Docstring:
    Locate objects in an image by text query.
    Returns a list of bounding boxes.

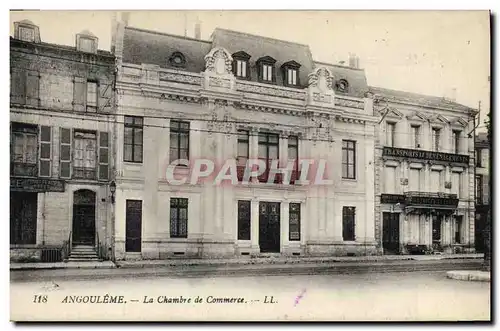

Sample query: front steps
[67,245,101,262]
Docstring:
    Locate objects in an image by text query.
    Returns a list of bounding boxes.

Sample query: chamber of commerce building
[112,19,380,260]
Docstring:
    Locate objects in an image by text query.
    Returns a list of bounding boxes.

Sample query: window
[169,52,186,68]
[409,168,421,192]
[342,206,356,241]
[430,170,441,193]
[432,215,441,243]
[262,64,273,82]
[258,132,279,182]
[19,26,35,42]
[476,175,483,205]
[86,81,98,112]
[288,135,299,172]
[337,79,349,93]
[237,130,249,166]
[124,116,143,163]
[73,131,97,180]
[286,68,297,85]
[411,125,421,148]
[11,123,38,177]
[432,128,441,151]
[452,131,461,154]
[386,122,396,147]
[236,60,247,78]
[451,172,461,198]
[384,166,397,193]
[79,38,94,53]
[289,203,301,241]
[454,216,463,244]
[476,149,482,167]
[237,200,251,240]
[170,120,190,162]
[39,126,52,177]
[342,140,356,179]
[170,198,188,238]
[11,70,40,106]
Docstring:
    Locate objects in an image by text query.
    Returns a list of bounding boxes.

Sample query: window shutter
[98,131,109,180]
[73,77,86,112]
[10,69,26,105]
[39,126,52,177]
[98,81,112,112]
[26,70,40,107]
[60,128,72,179]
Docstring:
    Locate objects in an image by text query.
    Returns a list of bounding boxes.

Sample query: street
[10,271,490,321]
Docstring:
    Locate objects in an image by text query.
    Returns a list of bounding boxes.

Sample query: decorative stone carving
[308,67,335,92]
[209,77,231,89]
[236,81,306,100]
[335,97,364,109]
[204,47,233,75]
[206,99,234,136]
[159,72,202,85]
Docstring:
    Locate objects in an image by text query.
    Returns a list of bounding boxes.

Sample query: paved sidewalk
[447,270,491,282]
[10,253,483,271]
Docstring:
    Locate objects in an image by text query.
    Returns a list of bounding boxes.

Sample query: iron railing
[405,191,458,199]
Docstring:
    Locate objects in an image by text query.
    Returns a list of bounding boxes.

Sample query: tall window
[237,130,249,167]
[430,170,442,193]
[11,123,38,177]
[170,120,190,162]
[452,130,461,154]
[124,116,143,163]
[287,68,297,85]
[19,26,35,42]
[73,131,97,180]
[237,200,251,240]
[11,69,40,106]
[476,149,482,167]
[86,81,98,112]
[476,175,483,205]
[454,216,463,244]
[409,168,421,192]
[432,128,441,151]
[236,60,247,78]
[384,166,397,193]
[170,198,188,238]
[258,132,279,182]
[411,125,421,148]
[289,203,301,241]
[262,64,273,82]
[342,206,356,241]
[342,140,356,179]
[386,122,396,147]
[288,136,299,172]
[451,172,461,198]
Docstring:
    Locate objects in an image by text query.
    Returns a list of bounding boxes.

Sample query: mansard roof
[313,61,369,98]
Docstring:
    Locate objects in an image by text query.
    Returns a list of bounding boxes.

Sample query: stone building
[10,20,116,262]
[111,19,379,260]
[371,87,478,254]
[474,132,490,253]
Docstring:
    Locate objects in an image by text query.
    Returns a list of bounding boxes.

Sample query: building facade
[10,20,116,262]
[371,87,478,254]
[474,132,490,253]
[111,20,379,260]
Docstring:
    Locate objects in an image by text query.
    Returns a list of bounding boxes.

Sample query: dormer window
[337,79,349,93]
[76,30,98,54]
[232,51,251,79]
[14,20,40,43]
[257,56,277,84]
[281,60,301,87]
[169,52,186,68]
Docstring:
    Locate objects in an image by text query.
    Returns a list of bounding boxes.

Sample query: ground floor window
[10,192,37,245]
[454,216,463,244]
[170,198,188,238]
[237,200,251,240]
[342,206,356,241]
[432,215,442,244]
[289,203,301,241]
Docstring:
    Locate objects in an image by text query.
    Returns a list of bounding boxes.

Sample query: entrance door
[125,200,142,252]
[10,192,38,245]
[382,212,400,254]
[72,190,96,245]
[432,214,442,250]
[259,202,281,253]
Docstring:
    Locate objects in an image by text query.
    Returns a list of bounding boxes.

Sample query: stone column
[251,199,260,251]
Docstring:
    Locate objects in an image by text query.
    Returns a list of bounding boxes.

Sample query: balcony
[380,191,459,209]
[11,162,37,177]
[236,166,301,185]
[382,147,469,165]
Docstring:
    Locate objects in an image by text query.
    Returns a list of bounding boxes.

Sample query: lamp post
[110,180,116,204]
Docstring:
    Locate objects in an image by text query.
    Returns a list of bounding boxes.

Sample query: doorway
[125,199,142,252]
[259,202,281,253]
[72,190,96,245]
[432,214,443,250]
[10,191,38,245]
[382,212,400,254]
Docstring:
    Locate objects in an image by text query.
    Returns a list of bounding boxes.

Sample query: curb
[446,270,491,282]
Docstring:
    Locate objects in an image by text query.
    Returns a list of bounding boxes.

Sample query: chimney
[348,53,360,69]
[194,22,201,39]
[121,12,130,27]
[450,88,457,102]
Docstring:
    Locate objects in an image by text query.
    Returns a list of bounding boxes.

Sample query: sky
[9,10,491,130]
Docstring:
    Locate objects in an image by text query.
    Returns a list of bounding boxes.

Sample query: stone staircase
[67,245,101,262]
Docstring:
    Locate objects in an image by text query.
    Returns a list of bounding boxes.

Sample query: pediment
[256,55,277,64]
[451,117,468,128]
[406,111,428,122]
[383,107,404,120]
[429,114,450,125]
[282,60,301,69]
[232,51,251,61]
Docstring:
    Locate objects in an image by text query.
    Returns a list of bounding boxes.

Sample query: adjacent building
[111,18,379,260]
[371,87,478,254]
[474,132,490,253]
[10,20,116,262]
